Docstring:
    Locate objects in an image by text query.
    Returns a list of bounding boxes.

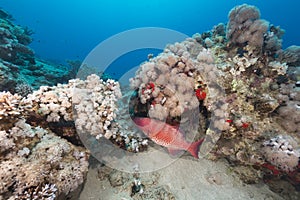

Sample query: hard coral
[0,119,89,199]
[0,91,32,120]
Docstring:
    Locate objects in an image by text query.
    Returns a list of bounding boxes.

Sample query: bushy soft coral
[226,4,269,49]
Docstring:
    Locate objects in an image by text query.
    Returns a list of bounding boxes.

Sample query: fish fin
[171,125,184,133]
[187,138,204,159]
[167,147,183,157]
[171,124,179,130]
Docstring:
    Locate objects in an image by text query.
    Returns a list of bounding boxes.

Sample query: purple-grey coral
[226,4,269,49]
[264,25,285,56]
[275,83,300,133]
[15,83,33,97]
[279,45,300,66]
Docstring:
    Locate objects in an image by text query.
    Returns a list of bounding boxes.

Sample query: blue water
[1,0,300,74]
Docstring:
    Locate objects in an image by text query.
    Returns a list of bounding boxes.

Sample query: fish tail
[187,138,204,159]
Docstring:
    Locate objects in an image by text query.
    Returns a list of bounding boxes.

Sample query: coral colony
[0,4,300,199]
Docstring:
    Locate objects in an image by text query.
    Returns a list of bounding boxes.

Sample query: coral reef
[0,70,148,193]
[24,74,147,152]
[0,72,149,199]
[0,91,32,122]
[0,73,133,199]
[0,119,89,200]
[226,4,269,49]
[279,45,300,66]
[0,8,74,92]
[128,4,300,199]
[129,38,228,155]
[0,3,300,200]
[262,135,300,173]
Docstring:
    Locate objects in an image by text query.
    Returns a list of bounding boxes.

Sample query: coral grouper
[133,117,204,158]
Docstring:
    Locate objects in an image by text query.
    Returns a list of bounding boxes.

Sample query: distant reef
[0,8,77,95]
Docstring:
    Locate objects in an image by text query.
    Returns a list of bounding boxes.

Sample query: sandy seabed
[79,156,283,200]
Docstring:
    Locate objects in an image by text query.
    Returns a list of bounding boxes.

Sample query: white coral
[268,61,288,75]
[72,75,122,139]
[0,130,15,152]
[148,104,168,120]
[262,135,300,172]
[0,91,32,120]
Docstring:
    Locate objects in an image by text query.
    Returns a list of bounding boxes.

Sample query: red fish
[133,117,203,158]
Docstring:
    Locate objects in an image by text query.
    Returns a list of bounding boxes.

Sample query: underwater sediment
[0,4,300,200]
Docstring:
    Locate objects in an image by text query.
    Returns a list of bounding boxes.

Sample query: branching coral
[27,83,74,123]
[13,183,58,200]
[0,91,32,121]
[0,3,299,199]
[26,74,122,141]
[15,83,33,97]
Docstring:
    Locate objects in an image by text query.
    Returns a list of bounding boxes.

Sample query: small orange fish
[133,117,203,158]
